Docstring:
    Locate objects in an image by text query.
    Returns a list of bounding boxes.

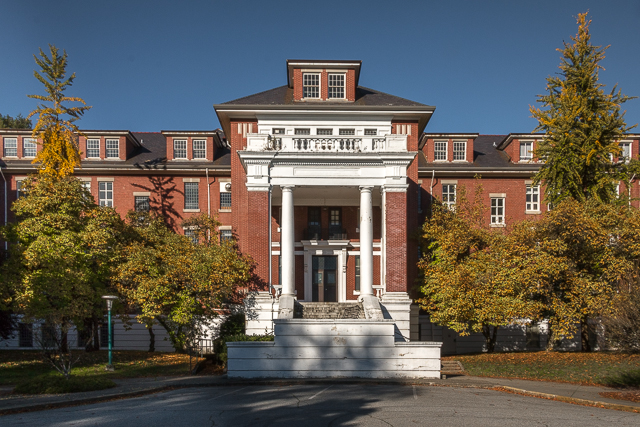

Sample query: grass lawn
[0,350,203,387]
[444,351,640,387]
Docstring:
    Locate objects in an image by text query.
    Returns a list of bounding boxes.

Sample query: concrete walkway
[0,374,638,415]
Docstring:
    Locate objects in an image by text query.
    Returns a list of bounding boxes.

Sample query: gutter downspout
[206,168,211,242]
[429,170,435,215]
[0,167,7,252]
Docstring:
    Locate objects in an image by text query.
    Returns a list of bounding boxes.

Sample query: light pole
[101,295,118,371]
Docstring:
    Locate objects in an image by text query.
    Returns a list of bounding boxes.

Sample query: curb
[493,386,640,414]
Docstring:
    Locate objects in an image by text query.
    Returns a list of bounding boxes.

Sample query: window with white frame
[453,141,466,161]
[442,184,456,210]
[616,183,621,196]
[434,141,447,161]
[526,184,540,212]
[520,141,533,160]
[81,180,91,195]
[106,139,119,158]
[355,255,360,292]
[173,139,187,159]
[317,128,333,135]
[193,139,206,159]
[98,182,113,207]
[619,142,632,162]
[339,128,355,136]
[184,182,199,210]
[86,139,100,158]
[3,137,17,157]
[302,73,320,98]
[184,229,198,244]
[364,129,377,136]
[220,229,233,243]
[491,197,505,225]
[328,73,345,99]
[23,138,37,157]
[16,180,24,199]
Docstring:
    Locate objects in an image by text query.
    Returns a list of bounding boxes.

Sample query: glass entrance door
[312,256,337,302]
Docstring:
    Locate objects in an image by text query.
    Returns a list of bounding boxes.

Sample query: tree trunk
[148,325,155,352]
[482,325,499,353]
[580,318,592,352]
[155,316,184,352]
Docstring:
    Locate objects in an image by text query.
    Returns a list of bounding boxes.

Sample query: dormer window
[520,141,533,160]
[302,73,320,99]
[453,141,466,161]
[193,139,206,159]
[174,139,187,159]
[106,139,119,158]
[87,139,100,158]
[23,138,37,158]
[328,73,345,99]
[3,138,17,157]
[434,141,447,161]
[620,142,632,162]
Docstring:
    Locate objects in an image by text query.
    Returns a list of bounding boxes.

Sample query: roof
[418,135,540,175]
[219,85,430,108]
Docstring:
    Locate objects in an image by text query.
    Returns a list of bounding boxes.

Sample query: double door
[312,255,337,302]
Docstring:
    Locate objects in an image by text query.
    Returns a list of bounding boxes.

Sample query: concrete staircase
[440,360,465,377]
[294,302,365,320]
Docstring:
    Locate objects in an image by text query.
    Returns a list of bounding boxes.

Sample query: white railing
[245,134,408,153]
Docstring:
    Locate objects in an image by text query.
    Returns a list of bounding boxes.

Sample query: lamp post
[101,295,118,371]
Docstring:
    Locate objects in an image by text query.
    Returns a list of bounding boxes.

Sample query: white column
[359,186,374,297]
[280,186,295,297]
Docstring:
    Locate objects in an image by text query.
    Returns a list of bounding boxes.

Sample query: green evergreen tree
[530,12,637,205]
[0,113,32,129]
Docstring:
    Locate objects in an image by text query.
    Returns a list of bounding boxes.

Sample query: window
[173,139,187,159]
[98,182,113,207]
[220,192,231,208]
[220,229,233,243]
[135,196,150,212]
[491,197,505,225]
[434,141,447,161]
[442,184,456,210]
[16,180,24,199]
[19,323,33,347]
[330,208,341,225]
[453,141,466,161]
[3,137,17,157]
[105,139,119,158]
[526,185,540,212]
[294,128,310,135]
[364,129,377,136]
[307,207,321,239]
[87,139,100,158]
[100,323,114,348]
[328,73,345,99]
[520,141,533,160]
[81,181,91,193]
[193,140,206,159]
[184,229,198,244]
[339,128,355,136]
[355,256,360,292]
[272,128,285,135]
[184,182,199,210]
[302,73,320,98]
[317,128,333,135]
[23,138,37,157]
[620,142,632,162]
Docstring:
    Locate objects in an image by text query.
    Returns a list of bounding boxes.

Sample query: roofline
[496,133,545,150]
[286,59,362,88]
[0,129,141,147]
[161,130,219,136]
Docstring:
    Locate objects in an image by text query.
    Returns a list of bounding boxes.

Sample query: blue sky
[1,0,639,134]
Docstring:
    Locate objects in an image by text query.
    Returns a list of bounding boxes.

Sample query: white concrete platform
[227,319,442,379]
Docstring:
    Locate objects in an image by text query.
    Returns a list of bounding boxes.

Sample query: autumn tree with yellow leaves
[530,12,637,206]
[28,45,91,179]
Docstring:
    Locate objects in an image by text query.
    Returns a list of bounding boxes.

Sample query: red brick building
[2,59,639,349]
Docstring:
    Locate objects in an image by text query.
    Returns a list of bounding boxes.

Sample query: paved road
[3,384,638,426]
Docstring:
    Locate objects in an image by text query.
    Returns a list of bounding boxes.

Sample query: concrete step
[441,360,465,374]
[294,302,365,320]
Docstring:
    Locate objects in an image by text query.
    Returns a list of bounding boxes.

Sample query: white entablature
[245,133,408,153]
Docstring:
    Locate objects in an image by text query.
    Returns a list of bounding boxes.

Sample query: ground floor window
[491,197,505,225]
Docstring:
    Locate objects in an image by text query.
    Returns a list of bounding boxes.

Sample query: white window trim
[23,138,37,158]
[192,139,207,160]
[619,141,632,164]
[3,137,18,158]
[434,140,448,162]
[86,138,101,159]
[490,195,506,227]
[302,72,321,100]
[105,138,119,159]
[525,184,541,214]
[173,139,188,160]
[327,72,346,100]
[452,140,467,162]
[519,141,534,162]
[98,181,114,207]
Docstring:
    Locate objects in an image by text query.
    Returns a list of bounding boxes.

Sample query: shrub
[14,375,116,394]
